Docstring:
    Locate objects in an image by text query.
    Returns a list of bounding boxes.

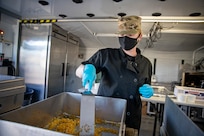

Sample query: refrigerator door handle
[61,63,69,76]
[66,63,69,76]
[61,63,65,76]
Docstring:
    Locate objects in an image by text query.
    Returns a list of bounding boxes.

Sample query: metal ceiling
[0,0,204,52]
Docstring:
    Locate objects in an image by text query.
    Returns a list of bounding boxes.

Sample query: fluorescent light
[141,16,204,23]
[93,33,148,38]
[93,33,118,37]
[161,29,204,34]
[58,16,204,23]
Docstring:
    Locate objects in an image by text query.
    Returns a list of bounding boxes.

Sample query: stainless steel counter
[142,95,204,108]
[142,85,204,108]
[0,75,25,114]
[141,86,204,136]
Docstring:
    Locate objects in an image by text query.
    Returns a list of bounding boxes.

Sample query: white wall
[143,50,193,82]
[77,47,199,83]
[0,13,19,68]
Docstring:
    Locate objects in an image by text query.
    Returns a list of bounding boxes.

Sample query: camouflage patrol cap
[117,16,142,34]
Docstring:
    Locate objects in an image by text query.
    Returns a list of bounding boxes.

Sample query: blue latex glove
[82,64,96,91]
[139,84,154,98]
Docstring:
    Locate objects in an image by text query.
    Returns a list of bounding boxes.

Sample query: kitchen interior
[0,0,204,136]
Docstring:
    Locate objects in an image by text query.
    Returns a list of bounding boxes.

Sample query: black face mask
[119,36,138,50]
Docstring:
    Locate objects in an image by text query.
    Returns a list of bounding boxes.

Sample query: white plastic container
[174,86,204,102]
[186,94,196,103]
[92,83,100,94]
[177,93,187,102]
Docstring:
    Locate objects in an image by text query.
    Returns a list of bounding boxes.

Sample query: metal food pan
[0,120,72,136]
[0,92,127,136]
[152,86,174,97]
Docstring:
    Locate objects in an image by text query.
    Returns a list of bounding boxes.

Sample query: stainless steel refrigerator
[18,23,79,102]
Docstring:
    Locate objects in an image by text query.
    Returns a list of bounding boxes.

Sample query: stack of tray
[0,75,25,114]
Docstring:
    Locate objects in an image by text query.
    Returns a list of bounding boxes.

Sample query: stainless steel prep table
[141,95,204,136]
[0,75,25,114]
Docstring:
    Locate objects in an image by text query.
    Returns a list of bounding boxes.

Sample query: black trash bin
[23,88,34,106]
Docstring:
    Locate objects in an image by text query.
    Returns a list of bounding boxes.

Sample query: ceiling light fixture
[72,0,83,3]
[58,16,204,23]
[189,12,201,17]
[152,12,162,16]
[118,13,126,17]
[59,14,67,18]
[161,29,204,34]
[87,13,95,17]
[93,33,148,38]
[38,0,49,6]
[113,0,123,2]
[141,16,204,23]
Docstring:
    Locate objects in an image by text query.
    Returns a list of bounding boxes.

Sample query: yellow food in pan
[46,117,80,135]
[45,113,118,136]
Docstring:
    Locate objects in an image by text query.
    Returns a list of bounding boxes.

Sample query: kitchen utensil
[80,86,95,135]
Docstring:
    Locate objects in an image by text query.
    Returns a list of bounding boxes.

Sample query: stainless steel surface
[0,86,25,114]
[0,75,25,90]
[65,37,80,92]
[152,86,174,97]
[80,94,95,135]
[46,24,68,97]
[19,24,51,101]
[18,24,78,101]
[0,75,25,114]
[147,86,174,115]
[160,96,204,136]
[0,120,72,136]
[0,92,127,136]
